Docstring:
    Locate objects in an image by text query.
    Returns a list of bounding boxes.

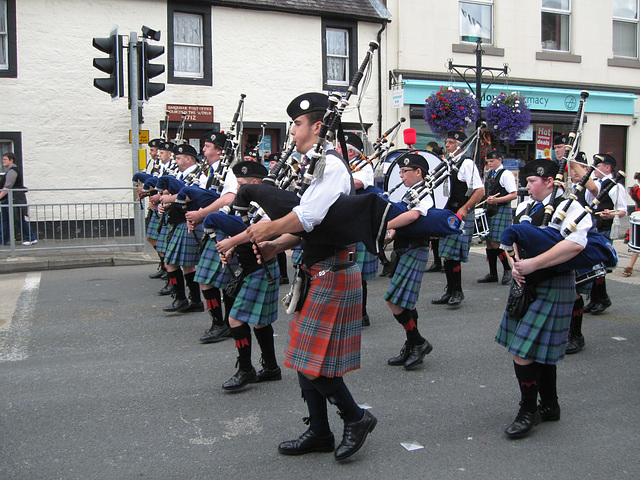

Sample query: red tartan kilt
[285,250,362,377]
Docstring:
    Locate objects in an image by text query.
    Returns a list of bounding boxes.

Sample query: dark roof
[205,0,391,22]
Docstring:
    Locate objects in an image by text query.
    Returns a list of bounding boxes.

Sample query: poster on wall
[536,124,552,159]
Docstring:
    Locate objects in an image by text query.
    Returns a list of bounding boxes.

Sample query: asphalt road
[1,245,639,480]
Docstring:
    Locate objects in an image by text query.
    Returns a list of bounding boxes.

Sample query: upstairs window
[0,0,16,77]
[173,13,203,78]
[322,18,357,92]
[613,0,638,58]
[459,0,493,44]
[541,0,571,51]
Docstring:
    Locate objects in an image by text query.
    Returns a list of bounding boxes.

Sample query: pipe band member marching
[245,92,377,462]
[477,149,518,285]
[432,130,485,308]
[383,153,434,370]
[496,159,592,439]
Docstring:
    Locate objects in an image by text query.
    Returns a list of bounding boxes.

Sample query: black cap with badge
[522,159,559,179]
[232,160,268,179]
[398,152,429,175]
[286,92,329,120]
[204,131,226,148]
[173,143,198,159]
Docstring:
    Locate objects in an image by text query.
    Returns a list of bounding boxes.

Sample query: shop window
[541,0,571,52]
[459,0,493,44]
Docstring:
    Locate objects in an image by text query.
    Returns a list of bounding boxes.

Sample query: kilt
[495,272,575,365]
[164,222,202,267]
[291,246,303,266]
[383,247,429,309]
[439,210,475,262]
[229,259,280,326]
[486,205,513,243]
[146,211,162,241]
[355,242,378,281]
[155,222,170,254]
[194,232,237,287]
[285,248,362,377]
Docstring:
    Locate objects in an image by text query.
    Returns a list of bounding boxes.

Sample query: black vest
[445,159,474,211]
[593,179,615,232]
[3,164,27,205]
[485,169,509,198]
[515,196,565,227]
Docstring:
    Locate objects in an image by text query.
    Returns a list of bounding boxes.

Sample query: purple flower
[424,87,478,138]
[485,92,531,145]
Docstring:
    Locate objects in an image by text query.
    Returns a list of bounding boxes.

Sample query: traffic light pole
[129,32,144,251]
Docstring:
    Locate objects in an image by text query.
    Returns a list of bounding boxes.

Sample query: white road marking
[0,271,41,362]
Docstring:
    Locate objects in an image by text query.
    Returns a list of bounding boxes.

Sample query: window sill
[452,43,504,56]
[607,57,640,69]
[535,51,581,63]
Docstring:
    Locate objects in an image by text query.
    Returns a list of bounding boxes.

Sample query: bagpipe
[209,94,246,194]
[500,91,619,272]
[262,140,299,190]
[363,117,406,172]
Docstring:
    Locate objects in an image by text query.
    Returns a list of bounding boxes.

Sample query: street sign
[129,130,150,144]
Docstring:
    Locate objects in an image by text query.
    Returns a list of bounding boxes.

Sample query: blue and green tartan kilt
[291,245,303,265]
[163,222,202,267]
[383,247,430,309]
[146,211,162,241]
[229,259,280,326]
[486,205,513,243]
[495,272,576,365]
[155,222,170,254]
[438,210,475,262]
[194,232,237,287]
[355,242,378,281]
[285,249,362,378]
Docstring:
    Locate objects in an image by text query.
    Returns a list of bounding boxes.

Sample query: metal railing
[0,187,146,258]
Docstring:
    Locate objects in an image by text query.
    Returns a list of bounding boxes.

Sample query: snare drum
[473,208,489,239]
[575,263,607,287]
[629,211,640,253]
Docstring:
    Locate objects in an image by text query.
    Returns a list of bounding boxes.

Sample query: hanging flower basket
[424,86,478,138]
[485,92,531,145]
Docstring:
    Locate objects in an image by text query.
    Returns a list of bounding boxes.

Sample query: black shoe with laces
[505,405,541,439]
[334,410,377,461]
[387,341,410,366]
[278,428,335,455]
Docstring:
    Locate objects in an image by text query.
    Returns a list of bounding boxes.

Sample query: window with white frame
[173,12,204,78]
[613,0,638,58]
[326,27,349,86]
[459,0,493,44]
[0,0,7,70]
[541,0,571,51]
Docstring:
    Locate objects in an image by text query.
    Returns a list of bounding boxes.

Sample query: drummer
[477,150,517,285]
[431,130,484,308]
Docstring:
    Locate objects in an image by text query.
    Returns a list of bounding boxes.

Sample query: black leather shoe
[177,301,205,313]
[149,268,166,279]
[334,410,377,461]
[403,340,433,370]
[163,298,189,312]
[362,314,370,327]
[538,403,561,422]
[426,263,442,273]
[280,277,290,285]
[447,291,464,308]
[222,368,257,391]
[256,365,282,383]
[590,297,611,315]
[158,283,174,296]
[583,301,594,313]
[565,334,585,354]
[501,270,513,285]
[477,273,499,283]
[199,324,231,343]
[505,407,541,439]
[432,292,452,305]
[278,429,335,455]
[387,341,410,366]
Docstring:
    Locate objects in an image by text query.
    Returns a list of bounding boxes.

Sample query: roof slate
[205,0,391,22]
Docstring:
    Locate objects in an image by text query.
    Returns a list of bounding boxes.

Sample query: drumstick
[475,193,502,208]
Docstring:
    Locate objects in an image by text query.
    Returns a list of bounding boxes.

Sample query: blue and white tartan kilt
[355,242,378,281]
[438,210,475,262]
[285,249,362,377]
[155,222,170,254]
[194,232,237,287]
[495,272,575,365]
[486,205,513,243]
[383,247,430,309]
[163,222,202,267]
[291,245,303,266]
[146,211,162,241]
[229,260,280,326]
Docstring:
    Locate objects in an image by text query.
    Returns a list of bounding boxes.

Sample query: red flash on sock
[169,278,177,286]
[520,381,537,387]
[498,251,508,261]
[206,298,219,310]
[403,319,417,331]
[235,337,249,349]
[595,277,605,285]
[453,265,461,273]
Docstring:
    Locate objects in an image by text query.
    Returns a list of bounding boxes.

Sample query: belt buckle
[348,251,354,262]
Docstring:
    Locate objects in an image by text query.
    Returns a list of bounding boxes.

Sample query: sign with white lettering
[536,124,553,159]
[166,104,214,123]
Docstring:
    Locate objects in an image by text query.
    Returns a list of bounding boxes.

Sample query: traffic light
[139,38,165,101]
[92,26,124,98]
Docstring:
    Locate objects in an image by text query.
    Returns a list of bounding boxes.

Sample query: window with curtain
[322,18,357,92]
[613,0,638,58]
[0,0,7,70]
[541,0,571,51]
[459,0,493,44]
[173,12,203,78]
